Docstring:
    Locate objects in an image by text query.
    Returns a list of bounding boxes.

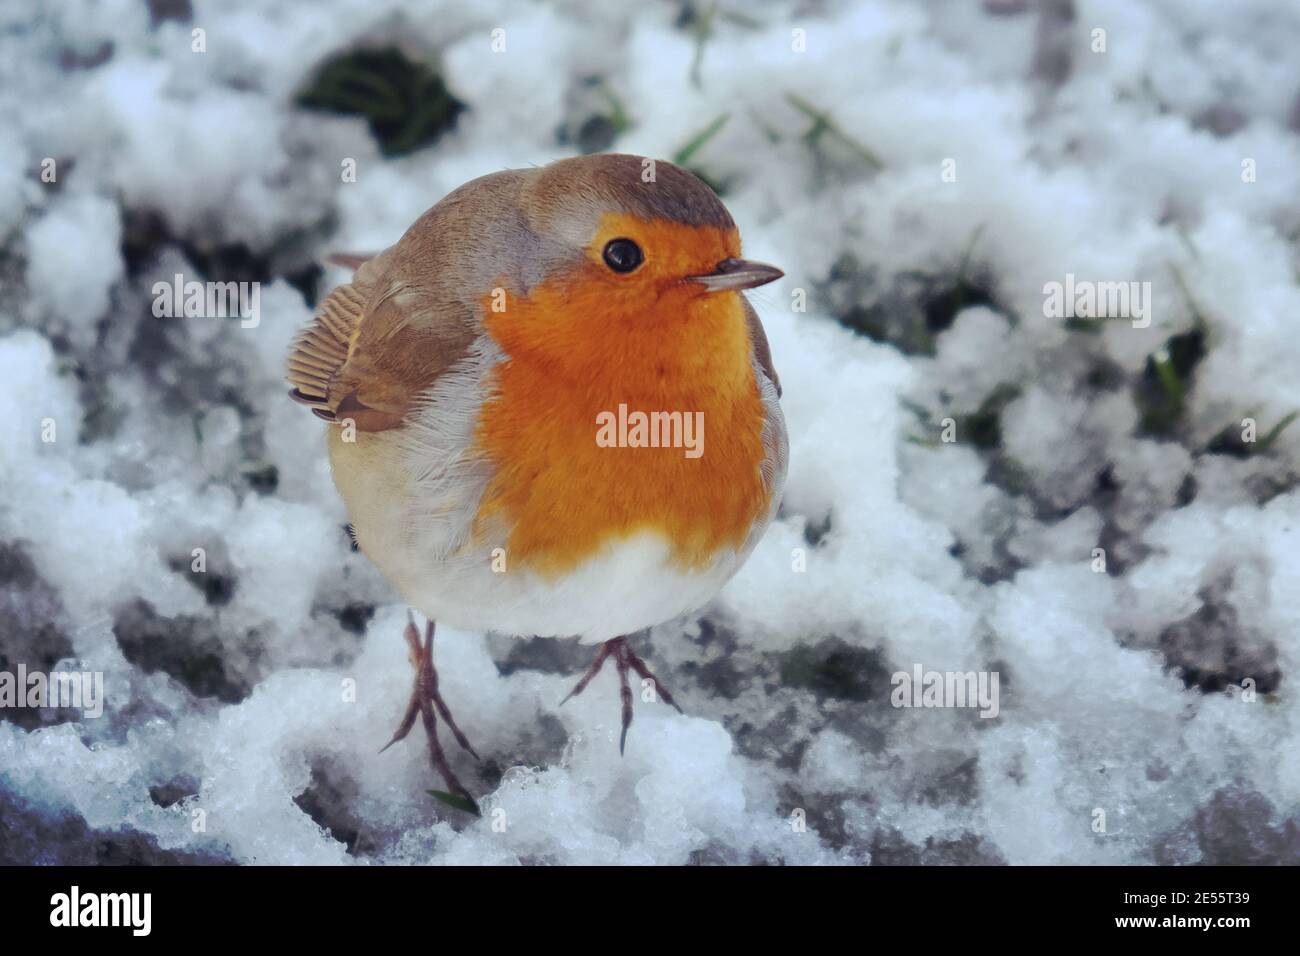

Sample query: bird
[286,153,787,811]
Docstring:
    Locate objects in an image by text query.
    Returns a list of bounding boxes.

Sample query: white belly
[396,530,743,642]
[326,344,784,643]
[329,412,748,643]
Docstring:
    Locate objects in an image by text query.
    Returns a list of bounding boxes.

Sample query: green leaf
[593,79,633,134]
[673,113,730,166]
[748,108,783,144]
[427,789,480,816]
[688,0,719,89]
[297,48,465,158]
[957,382,1022,450]
[1152,347,1185,408]
[784,92,883,170]
[1257,410,1299,453]
[955,224,987,287]
[1064,315,1106,334]
[1138,323,1206,436]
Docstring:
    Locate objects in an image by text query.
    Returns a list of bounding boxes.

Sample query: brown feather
[289,156,754,434]
[288,241,479,433]
[325,252,376,270]
[742,299,781,397]
[286,282,364,409]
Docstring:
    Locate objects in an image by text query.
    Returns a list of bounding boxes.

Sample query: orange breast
[472,236,771,577]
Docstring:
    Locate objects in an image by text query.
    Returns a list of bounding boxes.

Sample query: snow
[1,0,1298,865]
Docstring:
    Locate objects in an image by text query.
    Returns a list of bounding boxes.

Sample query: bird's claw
[561,635,683,756]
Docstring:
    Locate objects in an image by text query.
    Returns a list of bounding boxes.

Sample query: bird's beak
[688,258,784,292]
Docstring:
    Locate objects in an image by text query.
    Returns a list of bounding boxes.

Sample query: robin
[287,153,787,810]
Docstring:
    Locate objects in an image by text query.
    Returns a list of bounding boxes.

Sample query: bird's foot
[560,635,683,755]
[381,612,479,814]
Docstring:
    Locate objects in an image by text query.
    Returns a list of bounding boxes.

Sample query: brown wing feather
[287,253,477,432]
[287,282,365,410]
[324,252,378,270]
[287,167,538,432]
[742,299,781,397]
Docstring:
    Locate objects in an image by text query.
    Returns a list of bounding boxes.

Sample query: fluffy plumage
[288,154,787,641]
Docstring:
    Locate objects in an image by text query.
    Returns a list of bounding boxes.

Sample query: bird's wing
[287,252,476,432]
[742,298,781,398]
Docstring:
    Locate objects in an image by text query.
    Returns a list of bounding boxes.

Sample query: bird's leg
[381,612,478,811]
[561,635,684,754]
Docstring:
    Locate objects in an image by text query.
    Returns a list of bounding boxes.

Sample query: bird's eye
[602,238,643,273]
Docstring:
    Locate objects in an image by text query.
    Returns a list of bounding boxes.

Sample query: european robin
[287,154,787,809]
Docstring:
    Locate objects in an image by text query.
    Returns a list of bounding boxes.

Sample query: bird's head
[485,154,782,366]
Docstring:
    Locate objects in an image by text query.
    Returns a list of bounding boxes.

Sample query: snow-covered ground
[2,0,1298,864]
